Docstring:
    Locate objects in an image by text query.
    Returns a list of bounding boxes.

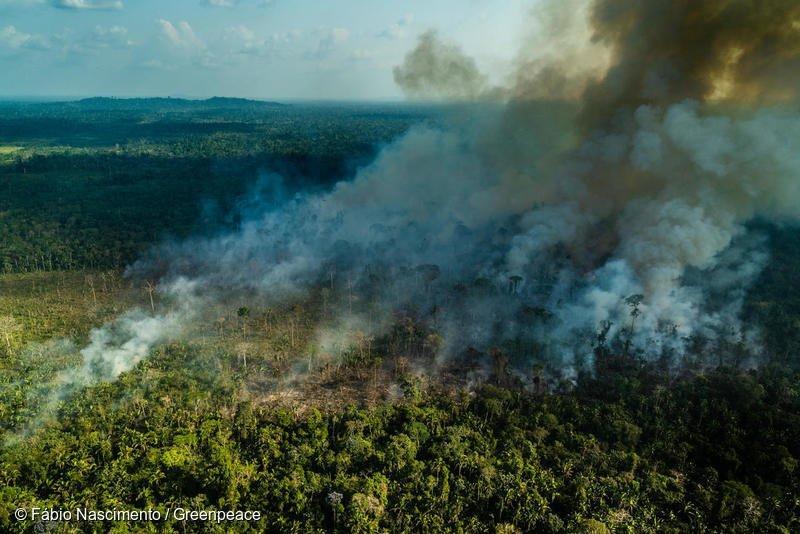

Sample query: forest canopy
[0,95,799,533]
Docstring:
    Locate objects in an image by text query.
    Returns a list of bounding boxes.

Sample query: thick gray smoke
[393,30,490,101]
[69,0,800,387]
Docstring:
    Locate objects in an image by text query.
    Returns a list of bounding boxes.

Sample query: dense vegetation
[1,332,798,533]
[0,98,435,272]
[1,98,799,533]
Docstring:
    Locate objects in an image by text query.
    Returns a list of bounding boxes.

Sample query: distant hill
[64,96,286,111]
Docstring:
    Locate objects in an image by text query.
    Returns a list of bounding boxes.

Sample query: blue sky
[0,0,531,100]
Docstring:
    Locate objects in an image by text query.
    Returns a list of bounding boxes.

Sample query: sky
[0,0,532,100]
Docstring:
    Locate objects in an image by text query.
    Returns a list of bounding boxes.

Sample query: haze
[0,0,527,100]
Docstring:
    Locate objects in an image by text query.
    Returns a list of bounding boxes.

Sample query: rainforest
[2,1,800,533]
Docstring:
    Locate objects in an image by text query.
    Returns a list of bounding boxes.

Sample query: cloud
[141,58,173,70]
[52,0,123,10]
[223,25,299,58]
[34,25,134,56]
[157,19,220,69]
[311,27,349,58]
[327,27,350,44]
[349,48,375,62]
[0,25,49,51]
[89,25,134,48]
[378,14,414,40]
[226,24,256,43]
[158,19,205,51]
[223,24,261,56]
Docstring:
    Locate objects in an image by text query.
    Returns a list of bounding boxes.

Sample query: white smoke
[57,0,800,394]
[119,99,794,373]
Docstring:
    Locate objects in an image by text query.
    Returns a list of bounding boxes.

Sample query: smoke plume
[581,0,800,128]
[393,30,491,101]
[64,1,800,391]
